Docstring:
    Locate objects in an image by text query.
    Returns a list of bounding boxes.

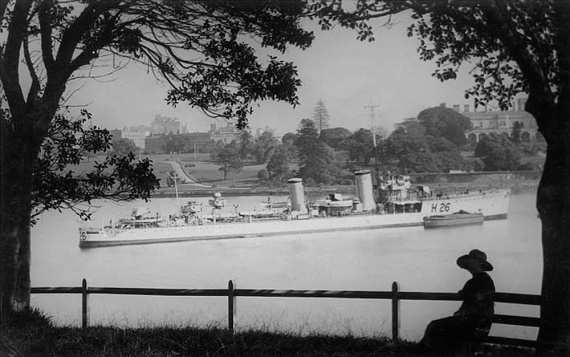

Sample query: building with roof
[151,115,187,135]
[209,123,237,144]
[121,126,148,149]
[453,98,542,143]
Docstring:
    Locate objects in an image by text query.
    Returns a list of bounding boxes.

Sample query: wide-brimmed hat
[457,249,493,271]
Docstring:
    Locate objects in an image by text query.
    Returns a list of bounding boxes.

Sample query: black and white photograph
[1,1,569,356]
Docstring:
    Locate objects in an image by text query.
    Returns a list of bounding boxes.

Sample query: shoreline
[153,181,539,198]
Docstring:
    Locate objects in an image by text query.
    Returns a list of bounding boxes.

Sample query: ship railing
[31,279,541,349]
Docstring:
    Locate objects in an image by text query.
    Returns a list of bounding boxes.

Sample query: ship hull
[79,189,510,248]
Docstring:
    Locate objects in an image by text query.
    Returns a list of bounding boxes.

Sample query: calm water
[31,191,541,341]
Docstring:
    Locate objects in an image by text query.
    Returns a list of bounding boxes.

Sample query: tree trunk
[535,110,570,354]
[0,123,36,321]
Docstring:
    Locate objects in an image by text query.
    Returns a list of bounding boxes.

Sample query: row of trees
[382,105,543,173]
[255,103,542,187]
[213,102,543,187]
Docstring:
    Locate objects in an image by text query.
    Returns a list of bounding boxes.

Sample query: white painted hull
[79,189,510,248]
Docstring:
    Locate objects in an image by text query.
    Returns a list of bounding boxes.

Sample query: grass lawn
[74,154,267,189]
[1,310,535,357]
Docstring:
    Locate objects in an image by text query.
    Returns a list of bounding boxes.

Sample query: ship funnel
[354,170,376,211]
[288,178,307,213]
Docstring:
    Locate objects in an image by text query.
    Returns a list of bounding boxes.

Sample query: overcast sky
[69,13,478,136]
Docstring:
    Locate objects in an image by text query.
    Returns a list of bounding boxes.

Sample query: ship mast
[365,104,382,193]
[168,171,182,211]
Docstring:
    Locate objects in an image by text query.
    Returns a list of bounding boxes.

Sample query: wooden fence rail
[31,279,541,347]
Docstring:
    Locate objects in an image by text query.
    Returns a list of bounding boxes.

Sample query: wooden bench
[483,313,540,348]
[481,292,541,350]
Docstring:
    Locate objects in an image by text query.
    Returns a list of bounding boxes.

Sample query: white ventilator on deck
[288,178,307,213]
[354,170,376,211]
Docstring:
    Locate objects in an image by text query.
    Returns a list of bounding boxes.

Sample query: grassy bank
[0,309,413,357]
[1,310,535,357]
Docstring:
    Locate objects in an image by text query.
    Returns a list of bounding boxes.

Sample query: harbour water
[30,191,541,341]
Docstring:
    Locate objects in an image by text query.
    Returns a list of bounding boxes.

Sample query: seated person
[417,249,495,356]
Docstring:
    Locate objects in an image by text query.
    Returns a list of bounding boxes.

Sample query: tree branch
[0,0,8,22]
[0,0,34,114]
[23,36,41,104]
[477,1,555,126]
[38,0,55,73]
[54,1,120,69]
[552,1,570,111]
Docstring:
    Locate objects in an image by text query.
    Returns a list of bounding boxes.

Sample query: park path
[165,161,212,188]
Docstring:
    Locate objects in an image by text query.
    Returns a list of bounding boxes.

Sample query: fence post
[391,281,399,341]
[82,278,89,329]
[228,280,234,333]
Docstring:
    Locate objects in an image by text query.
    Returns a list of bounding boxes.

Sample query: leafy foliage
[294,120,338,184]
[511,121,523,144]
[312,99,331,133]
[384,121,429,160]
[109,138,138,157]
[474,134,521,171]
[235,129,254,160]
[281,132,299,146]
[319,127,352,150]
[257,168,270,182]
[1,0,318,317]
[340,129,375,165]
[254,131,280,164]
[163,133,188,154]
[417,105,472,146]
[407,2,557,111]
[399,152,439,173]
[32,111,159,222]
[213,143,243,180]
[265,145,292,183]
[384,119,468,173]
[1,0,314,223]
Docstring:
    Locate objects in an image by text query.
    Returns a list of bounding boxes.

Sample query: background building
[454,98,542,143]
[209,123,237,144]
[150,115,186,135]
[186,132,214,150]
[107,116,276,154]
[121,126,147,149]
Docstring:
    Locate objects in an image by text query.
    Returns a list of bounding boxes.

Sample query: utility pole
[365,104,382,195]
[364,104,382,163]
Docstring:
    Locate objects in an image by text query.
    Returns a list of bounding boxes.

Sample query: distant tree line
[112,101,545,185]
[255,104,545,186]
[208,101,546,187]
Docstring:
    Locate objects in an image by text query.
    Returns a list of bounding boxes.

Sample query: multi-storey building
[121,127,147,149]
[150,115,187,135]
[183,132,215,152]
[209,123,237,144]
[454,98,542,143]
